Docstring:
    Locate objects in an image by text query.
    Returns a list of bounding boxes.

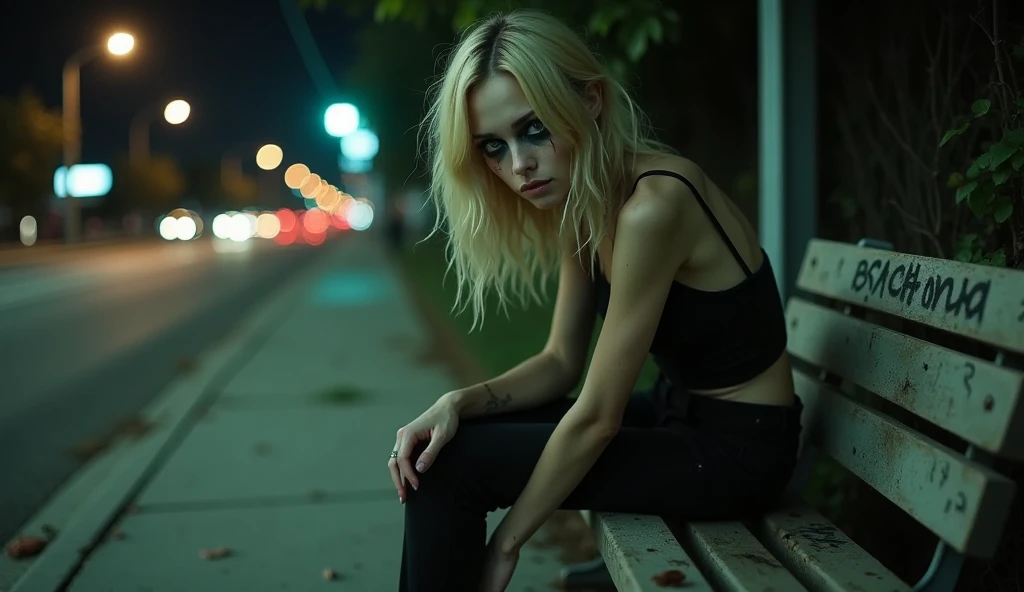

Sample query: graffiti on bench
[851,258,991,323]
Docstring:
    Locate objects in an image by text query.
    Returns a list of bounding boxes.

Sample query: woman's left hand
[478,538,519,592]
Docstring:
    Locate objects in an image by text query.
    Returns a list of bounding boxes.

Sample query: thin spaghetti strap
[631,170,753,277]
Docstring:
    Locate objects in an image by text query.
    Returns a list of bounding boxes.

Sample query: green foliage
[107,155,187,212]
[302,0,684,192]
[302,0,681,66]
[0,90,63,215]
[942,81,1023,267]
[952,233,1007,266]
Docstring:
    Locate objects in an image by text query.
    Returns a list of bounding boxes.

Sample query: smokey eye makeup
[478,119,551,160]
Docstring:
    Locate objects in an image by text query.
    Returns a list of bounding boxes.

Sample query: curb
[4,245,334,592]
[0,238,159,270]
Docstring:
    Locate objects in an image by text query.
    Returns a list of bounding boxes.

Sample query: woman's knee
[407,428,502,509]
[413,429,476,484]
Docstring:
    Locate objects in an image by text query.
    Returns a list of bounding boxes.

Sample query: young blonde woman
[387,9,802,592]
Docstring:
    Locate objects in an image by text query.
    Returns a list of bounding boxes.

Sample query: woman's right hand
[388,396,460,502]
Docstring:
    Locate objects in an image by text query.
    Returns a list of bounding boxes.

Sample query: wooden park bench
[559,238,1024,592]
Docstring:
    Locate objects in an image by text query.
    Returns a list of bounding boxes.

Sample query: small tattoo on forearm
[483,383,512,412]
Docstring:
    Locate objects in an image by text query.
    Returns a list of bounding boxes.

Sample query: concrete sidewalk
[5,233,575,592]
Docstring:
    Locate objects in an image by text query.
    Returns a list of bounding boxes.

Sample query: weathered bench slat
[786,297,1024,460]
[590,511,714,591]
[676,520,809,591]
[794,370,1017,557]
[753,501,911,592]
[795,239,1024,354]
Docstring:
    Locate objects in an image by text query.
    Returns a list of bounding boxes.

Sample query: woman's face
[468,72,572,210]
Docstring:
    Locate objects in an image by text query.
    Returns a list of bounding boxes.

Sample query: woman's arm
[491,180,694,554]
[444,351,579,418]
[443,246,597,419]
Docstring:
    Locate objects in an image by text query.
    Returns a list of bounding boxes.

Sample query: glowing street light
[284,163,311,189]
[130,98,191,166]
[325,103,359,137]
[106,32,135,56]
[163,99,191,125]
[256,144,284,171]
[62,31,136,242]
[340,129,379,161]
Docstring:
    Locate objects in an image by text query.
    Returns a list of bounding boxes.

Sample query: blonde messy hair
[420,9,670,329]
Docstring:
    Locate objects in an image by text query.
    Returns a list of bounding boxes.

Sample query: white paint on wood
[590,512,713,591]
[786,298,1024,459]
[755,501,912,592]
[681,521,809,591]
[794,371,1016,557]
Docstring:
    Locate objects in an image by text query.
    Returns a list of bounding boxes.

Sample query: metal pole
[757,0,818,302]
[62,57,81,243]
[61,45,100,243]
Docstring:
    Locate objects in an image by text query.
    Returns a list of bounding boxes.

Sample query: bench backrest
[785,239,1024,559]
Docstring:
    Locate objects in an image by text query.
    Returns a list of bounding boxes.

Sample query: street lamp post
[129,99,190,167]
[62,32,134,243]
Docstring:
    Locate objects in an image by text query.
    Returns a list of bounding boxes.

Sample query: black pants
[398,377,803,591]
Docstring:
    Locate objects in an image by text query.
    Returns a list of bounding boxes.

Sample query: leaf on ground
[314,385,367,405]
[112,416,155,439]
[253,441,272,456]
[174,356,199,374]
[68,415,156,461]
[68,437,111,461]
[6,536,47,559]
[199,545,231,560]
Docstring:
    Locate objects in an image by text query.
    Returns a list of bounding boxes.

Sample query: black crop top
[593,170,788,390]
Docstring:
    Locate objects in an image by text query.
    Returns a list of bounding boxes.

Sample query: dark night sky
[1,0,366,180]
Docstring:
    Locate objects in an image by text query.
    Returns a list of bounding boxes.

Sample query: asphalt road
[0,238,326,543]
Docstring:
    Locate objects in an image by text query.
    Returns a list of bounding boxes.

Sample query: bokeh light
[157,209,203,240]
[283,163,310,189]
[299,173,322,198]
[316,186,341,213]
[212,213,233,239]
[163,100,190,125]
[276,208,297,233]
[255,212,281,239]
[20,216,37,246]
[303,208,331,235]
[324,103,359,137]
[174,216,197,240]
[340,129,379,161]
[256,144,284,171]
[347,200,374,231]
[230,212,257,241]
[107,32,135,56]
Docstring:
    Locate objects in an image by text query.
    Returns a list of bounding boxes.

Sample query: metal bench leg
[914,542,965,592]
[558,557,614,589]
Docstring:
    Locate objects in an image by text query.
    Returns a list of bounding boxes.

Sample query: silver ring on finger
[390,450,398,459]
